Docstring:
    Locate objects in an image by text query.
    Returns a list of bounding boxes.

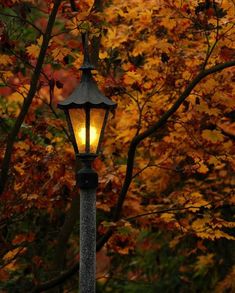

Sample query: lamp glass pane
[69,108,106,154]
[69,109,86,153]
[90,108,106,153]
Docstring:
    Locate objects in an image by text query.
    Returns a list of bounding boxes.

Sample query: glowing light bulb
[78,126,98,145]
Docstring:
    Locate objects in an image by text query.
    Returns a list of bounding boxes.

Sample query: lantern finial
[80,32,95,70]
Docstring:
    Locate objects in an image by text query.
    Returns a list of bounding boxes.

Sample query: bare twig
[202,6,220,70]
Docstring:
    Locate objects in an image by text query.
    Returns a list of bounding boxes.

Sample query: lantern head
[58,34,117,158]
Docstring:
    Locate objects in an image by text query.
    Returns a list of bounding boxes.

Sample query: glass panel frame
[68,107,108,155]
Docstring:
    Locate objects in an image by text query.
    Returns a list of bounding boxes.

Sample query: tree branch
[113,60,235,221]
[70,0,78,11]
[0,0,62,195]
[32,262,79,293]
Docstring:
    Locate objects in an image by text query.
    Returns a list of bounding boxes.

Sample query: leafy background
[0,0,234,292]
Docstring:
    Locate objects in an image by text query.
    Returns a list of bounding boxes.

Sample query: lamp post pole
[77,159,98,293]
[57,33,117,293]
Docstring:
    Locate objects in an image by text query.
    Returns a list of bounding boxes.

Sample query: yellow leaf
[3,247,22,261]
[104,25,129,48]
[201,78,217,93]
[14,164,25,176]
[66,17,80,36]
[26,44,40,58]
[73,54,83,69]
[185,192,210,211]
[202,129,224,143]
[76,11,90,21]
[208,156,224,169]
[192,216,235,240]
[52,47,71,61]
[26,36,43,58]
[212,230,235,240]
[197,162,209,174]
[160,213,175,222]
[123,71,142,85]
[182,71,191,80]
[213,91,235,109]
[97,202,111,212]
[161,17,177,30]
[0,70,13,81]
[99,51,108,59]
[117,246,131,255]
[195,101,220,116]
[154,39,171,52]
[131,37,158,56]
[28,194,39,200]
[192,216,210,231]
[139,10,153,26]
[4,260,18,272]
[194,253,214,272]
[37,35,43,46]
[143,80,153,90]
[21,193,39,200]
[7,92,24,104]
[0,54,13,65]
[15,141,30,151]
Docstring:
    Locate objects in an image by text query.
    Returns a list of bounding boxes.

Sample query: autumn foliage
[0,0,235,292]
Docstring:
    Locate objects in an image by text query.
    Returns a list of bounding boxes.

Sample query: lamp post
[58,34,117,293]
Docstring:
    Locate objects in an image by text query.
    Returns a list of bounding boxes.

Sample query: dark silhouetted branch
[113,60,235,221]
[0,0,62,195]
[70,0,78,11]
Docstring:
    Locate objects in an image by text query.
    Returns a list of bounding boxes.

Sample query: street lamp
[58,33,117,293]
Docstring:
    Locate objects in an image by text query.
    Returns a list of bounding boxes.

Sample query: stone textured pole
[77,162,98,293]
[79,187,96,293]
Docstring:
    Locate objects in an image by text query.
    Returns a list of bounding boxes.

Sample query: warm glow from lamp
[78,126,98,145]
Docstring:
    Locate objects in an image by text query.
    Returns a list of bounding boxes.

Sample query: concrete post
[79,188,96,293]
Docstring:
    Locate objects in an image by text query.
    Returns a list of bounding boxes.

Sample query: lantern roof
[58,33,117,110]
